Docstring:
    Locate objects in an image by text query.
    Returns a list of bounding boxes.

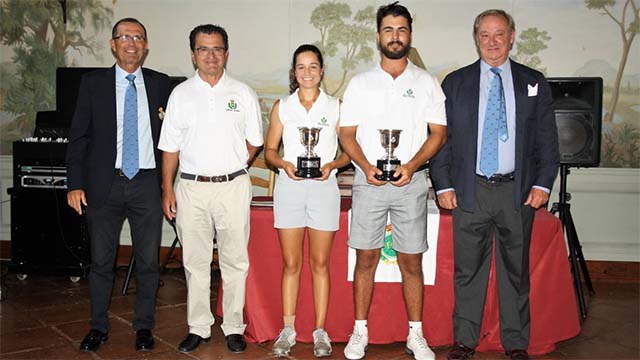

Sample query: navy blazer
[66,66,170,208]
[430,59,559,212]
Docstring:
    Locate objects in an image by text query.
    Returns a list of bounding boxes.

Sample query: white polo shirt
[340,61,446,170]
[279,88,340,175]
[158,70,263,175]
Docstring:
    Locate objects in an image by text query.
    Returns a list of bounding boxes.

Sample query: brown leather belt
[181,169,247,183]
[476,172,515,183]
[115,168,154,177]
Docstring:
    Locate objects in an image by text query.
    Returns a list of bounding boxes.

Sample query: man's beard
[379,40,411,60]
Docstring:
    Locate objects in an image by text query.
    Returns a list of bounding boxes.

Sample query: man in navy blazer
[66,18,170,353]
[429,9,559,360]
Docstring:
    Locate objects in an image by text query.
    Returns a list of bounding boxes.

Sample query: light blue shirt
[476,59,515,176]
[436,58,549,196]
[115,64,155,169]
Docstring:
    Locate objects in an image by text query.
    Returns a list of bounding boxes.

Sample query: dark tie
[122,74,139,179]
[480,67,508,178]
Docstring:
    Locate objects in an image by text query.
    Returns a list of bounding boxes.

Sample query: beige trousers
[175,174,252,337]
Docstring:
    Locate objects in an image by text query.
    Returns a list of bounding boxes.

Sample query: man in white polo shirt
[158,24,263,354]
[339,3,447,360]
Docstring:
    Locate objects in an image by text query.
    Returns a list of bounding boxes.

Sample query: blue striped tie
[480,68,508,178]
[122,74,139,179]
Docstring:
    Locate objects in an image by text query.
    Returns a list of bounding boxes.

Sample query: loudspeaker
[8,187,89,277]
[547,77,603,167]
[56,67,105,129]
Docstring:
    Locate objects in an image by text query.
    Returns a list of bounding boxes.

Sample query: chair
[249,156,276,196]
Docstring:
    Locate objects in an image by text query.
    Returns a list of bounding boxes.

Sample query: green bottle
[380,224,397,263]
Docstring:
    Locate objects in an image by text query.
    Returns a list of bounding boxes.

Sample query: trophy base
[375,159,401,181]
[295,156,322,179]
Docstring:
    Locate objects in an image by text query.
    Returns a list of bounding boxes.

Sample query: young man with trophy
[338,2,447,360]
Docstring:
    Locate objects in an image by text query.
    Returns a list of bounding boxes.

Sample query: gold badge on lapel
[158,107,165,120]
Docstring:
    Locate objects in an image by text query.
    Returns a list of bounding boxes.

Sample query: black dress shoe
[79,329,108,352]
[505,349,529,360]
[226,334,246,353]
[447,342,475,360]
[178,333,210,353]
[135,329,155,351]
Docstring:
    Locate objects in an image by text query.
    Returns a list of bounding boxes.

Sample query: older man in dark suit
[430,9,559,360]
[66,17,170,353]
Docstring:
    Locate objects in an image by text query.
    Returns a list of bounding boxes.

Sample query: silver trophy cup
[294,127,323,178]
[375,129,402,181]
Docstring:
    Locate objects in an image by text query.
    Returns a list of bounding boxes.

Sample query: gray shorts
[348,169,428,254]
[273,174,341,231]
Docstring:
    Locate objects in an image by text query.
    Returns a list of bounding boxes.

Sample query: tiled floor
[1,267,638,360]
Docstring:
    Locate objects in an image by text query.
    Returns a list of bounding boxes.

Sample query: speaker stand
[159,219,182,273]
[550,165,594,319]
[121,219,183,295]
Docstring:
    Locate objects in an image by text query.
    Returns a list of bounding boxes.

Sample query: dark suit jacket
[66,66,170,208]
[430,59,559,212]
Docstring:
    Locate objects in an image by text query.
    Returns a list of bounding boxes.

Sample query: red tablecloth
[217,198,580,355]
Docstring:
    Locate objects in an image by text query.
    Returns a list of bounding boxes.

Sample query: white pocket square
[528,83,538,97]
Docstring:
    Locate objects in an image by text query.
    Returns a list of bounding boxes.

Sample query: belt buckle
[212,175,226,182]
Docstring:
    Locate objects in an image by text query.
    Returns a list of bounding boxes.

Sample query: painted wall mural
[0,0,638,168]
[585,0,639,167]
[0,0,113,154]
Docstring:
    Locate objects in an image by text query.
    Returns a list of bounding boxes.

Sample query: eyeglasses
[113,34,146,43]
[195,46,227,56]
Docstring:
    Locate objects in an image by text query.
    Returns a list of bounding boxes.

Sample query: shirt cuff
[532,185,550,194]
[436,188,454,195]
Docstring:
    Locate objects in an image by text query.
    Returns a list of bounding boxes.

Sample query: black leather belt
[115,168,154,177]
[181,169,247,183]
[477,172,515,183]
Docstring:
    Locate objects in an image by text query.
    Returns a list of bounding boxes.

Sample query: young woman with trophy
[264,44,350,358]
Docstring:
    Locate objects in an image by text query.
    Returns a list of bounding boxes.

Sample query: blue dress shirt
[115,64,155,169]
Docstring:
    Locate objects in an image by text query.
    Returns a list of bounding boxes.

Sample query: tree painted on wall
[310,1,375,96]
[513,27,551,75]
[603,123,640,166]
[585,0,639,124]
[0,0,112,152]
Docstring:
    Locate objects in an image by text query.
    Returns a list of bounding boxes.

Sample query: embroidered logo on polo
[317,117,329,126]
[402,88,415,98]
[226,99,240,112]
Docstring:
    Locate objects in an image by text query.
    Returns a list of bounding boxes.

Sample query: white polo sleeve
[244,87,264,147]
[339,76,363,127]
[423,75,447,126]
[158,90,186,152]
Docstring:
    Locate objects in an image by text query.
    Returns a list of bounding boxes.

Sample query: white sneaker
[272,326,296,357]
[344,326,368,360]
[406,331,435,360]
[313,328,332,357]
